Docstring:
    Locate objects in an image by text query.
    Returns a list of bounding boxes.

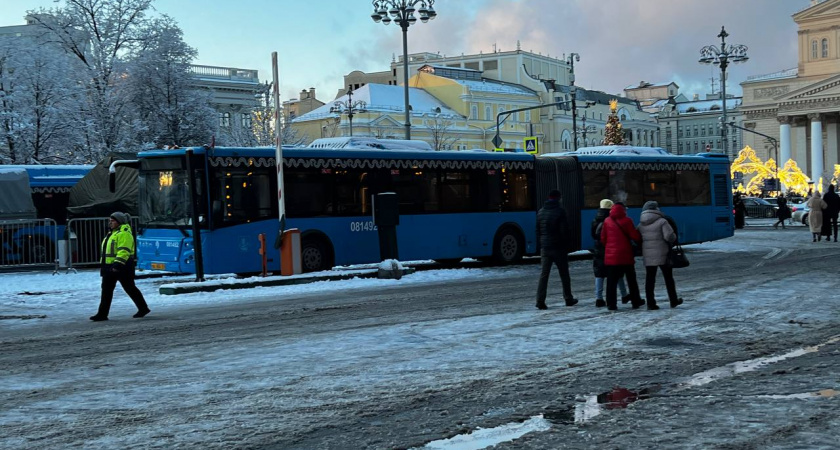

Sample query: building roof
[624,81,678,90]
[292,83,461,122]
[456,79,538,96]
[675,98,742,114]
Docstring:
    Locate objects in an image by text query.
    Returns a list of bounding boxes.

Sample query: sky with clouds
[0,0,814,102]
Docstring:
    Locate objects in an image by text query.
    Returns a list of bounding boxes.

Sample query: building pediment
[369,115,402,127]
[794,0,840,24]
[777,73,840,102]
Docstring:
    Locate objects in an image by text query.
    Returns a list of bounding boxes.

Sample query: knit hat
[109,212,129,225]
[642,201,659,211]
[548,189,561,200]
[599,199,614,209]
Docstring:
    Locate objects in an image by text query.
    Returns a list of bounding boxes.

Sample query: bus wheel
[493,227,524,264]
[301,236,332,273]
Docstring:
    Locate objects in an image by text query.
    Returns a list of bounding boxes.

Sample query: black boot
[536,302,548,310]
[595,298,606,308]
[90,315,108,321]
[647,301,660,310]
[133,308,151,318]
[565,298,579,307]
[670,298,684,308]
[621,294,632,304]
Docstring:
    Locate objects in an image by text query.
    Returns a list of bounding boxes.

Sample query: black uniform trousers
[98,269,149,317]
[606,264,641,309]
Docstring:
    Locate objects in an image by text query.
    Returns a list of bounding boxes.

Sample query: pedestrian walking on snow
[637,201,684,310]
[90,212,150,321]
[591,199,631,307]
[535,190,578,310]
[807,192,828,242]
[822,184,840,242]
[599,202,643,311]
[773,195,790,229]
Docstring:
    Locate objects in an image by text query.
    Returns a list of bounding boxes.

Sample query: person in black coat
[822,184,840,242]
[733,194,746,229]
[535,189,578,310]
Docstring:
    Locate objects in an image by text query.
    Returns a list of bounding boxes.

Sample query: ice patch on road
[678,335,840,389]
[416,415,551,449]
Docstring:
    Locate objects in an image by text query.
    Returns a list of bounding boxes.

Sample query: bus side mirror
[109,172,116,193]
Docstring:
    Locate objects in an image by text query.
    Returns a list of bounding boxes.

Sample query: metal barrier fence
[0,218,59,271]
[63,216,140,271]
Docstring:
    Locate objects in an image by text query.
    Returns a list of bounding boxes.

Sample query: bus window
[644,171,677,205]
[503,170,532,211]
[216,168,274,223]
[609,170,645,207]
[676,169,711,205]
[583,170,609,209]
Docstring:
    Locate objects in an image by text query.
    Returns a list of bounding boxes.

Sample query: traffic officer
[90,212,150,321]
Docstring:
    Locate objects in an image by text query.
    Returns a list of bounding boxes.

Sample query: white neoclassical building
[740,0,840,187]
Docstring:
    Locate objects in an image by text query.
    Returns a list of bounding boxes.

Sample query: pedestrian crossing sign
[524,137,538,154]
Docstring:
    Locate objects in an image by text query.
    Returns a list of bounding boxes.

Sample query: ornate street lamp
[699,26,748,159]
[330,87,367,137]
[567,53,580,151]
[371,0,437,140]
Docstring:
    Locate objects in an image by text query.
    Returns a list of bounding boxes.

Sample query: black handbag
[667,243,690,268]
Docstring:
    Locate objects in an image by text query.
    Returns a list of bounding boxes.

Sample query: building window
[524,110,531,122]
[241,113,252,129]
[812,40,818,59]
[678,127,683,138]
[219,112,231,128]
[485,106,492,121]
[483,60,498,71]
[822,38,829,58]
[470,105,478,120]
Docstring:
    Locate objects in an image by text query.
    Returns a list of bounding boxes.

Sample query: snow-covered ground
[2,229,838,449]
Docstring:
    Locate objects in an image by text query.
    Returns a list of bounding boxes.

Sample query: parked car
[741,197,779,218]
[791,202,810,224]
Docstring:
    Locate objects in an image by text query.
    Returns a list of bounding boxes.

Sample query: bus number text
[350,221,378,232]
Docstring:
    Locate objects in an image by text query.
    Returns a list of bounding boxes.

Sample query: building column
[826,115,839,181]
[778,116,791,166]
[794,117,808,173]
[809,113,825,190]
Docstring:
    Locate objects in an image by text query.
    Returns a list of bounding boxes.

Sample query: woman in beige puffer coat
[807,192,827,242]
[637,201,682,310]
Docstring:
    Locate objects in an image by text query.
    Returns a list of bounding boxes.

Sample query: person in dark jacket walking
[637,201,684,309]
[822,184,840,242]
[90,212,150,321]
[535,190,578,310]
[600,203,643,311]
[591,199,630,307]
[773,195,790,229]
[733,194,746,229]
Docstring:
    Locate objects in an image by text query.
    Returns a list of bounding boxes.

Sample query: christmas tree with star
[602,99,627,145]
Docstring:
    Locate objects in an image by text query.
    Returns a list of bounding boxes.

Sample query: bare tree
[29,0,157,158]
[128,19,216,148]
[424,115,460,151]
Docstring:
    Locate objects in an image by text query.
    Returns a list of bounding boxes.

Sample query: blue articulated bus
[133,144,732,275]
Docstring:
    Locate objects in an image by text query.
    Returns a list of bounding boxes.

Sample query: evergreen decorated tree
[602,99,627,145]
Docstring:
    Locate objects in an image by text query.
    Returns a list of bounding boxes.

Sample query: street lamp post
[699,26,749,159]
[371,0,437,140]
[330,87,367,137]
[577,114,597,147]
[567,53,580,151]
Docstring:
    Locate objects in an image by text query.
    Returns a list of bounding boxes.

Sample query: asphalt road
[1,228,838,449]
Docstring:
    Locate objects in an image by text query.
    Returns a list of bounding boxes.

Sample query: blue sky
[1,0,813,102]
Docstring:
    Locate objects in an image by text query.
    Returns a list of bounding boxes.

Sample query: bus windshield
[139,168,203,226]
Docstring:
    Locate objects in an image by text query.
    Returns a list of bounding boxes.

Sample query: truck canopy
[0,168,37,220]
[66,152,138,218]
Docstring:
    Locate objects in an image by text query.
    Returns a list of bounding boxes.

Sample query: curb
[159,267,416,295]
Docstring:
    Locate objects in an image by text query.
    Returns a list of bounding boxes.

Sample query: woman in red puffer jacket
[600,203,643,311]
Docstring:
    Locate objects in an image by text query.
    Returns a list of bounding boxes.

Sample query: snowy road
[1,228,839,449]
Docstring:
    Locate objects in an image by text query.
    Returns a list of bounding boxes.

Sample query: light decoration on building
[159,171,173,189]
[730,146,812,195]
[832,164,840,186]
